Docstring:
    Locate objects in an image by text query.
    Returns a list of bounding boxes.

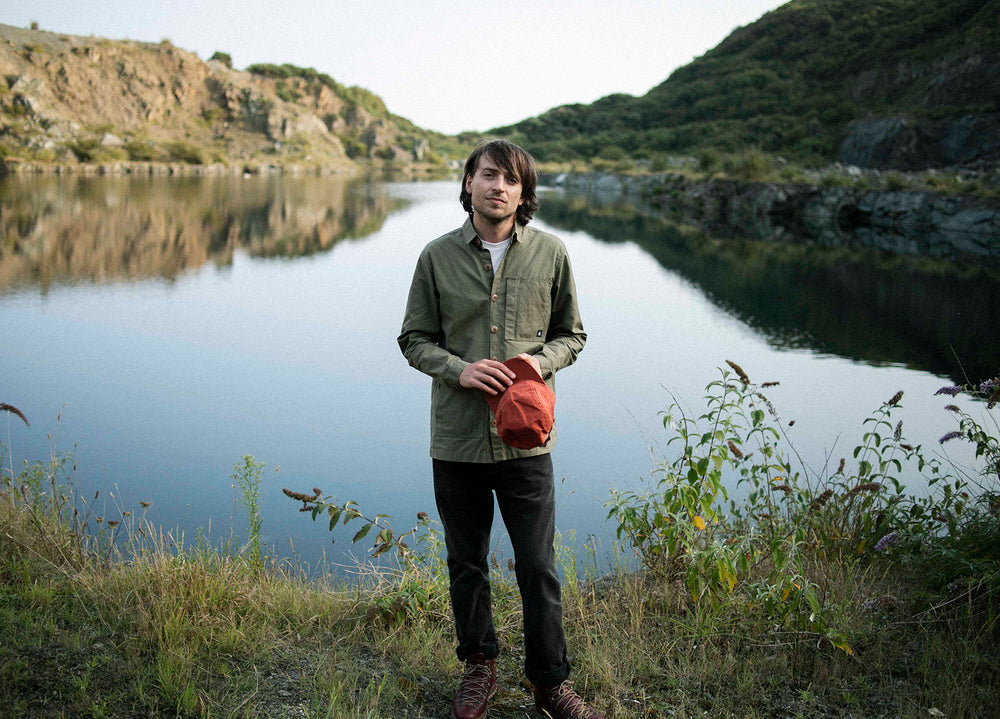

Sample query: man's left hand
[516,353,542,376]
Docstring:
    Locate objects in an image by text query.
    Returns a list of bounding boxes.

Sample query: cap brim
[484,356,545,412]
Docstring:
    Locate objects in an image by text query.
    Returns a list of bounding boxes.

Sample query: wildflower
[837,458,845,474]
[873,531,898,552]
[846,482,882,497]
[944,405,960,412]
[762,381,780,388]
[893,421,902,442]
[935,385,962,397]
[755,393,777,416]
[107,520,119,528]
[417,511,428,520]
[726,360,750,385]
[283,487,321,502]
[939,430,963,444]
[727,440,744,459]
[140,501,152,508]
[0,403,29,426]
[887,390,903,407]
[979,378,999,393]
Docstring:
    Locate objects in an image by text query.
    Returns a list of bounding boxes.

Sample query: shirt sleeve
[535,246,587,379]
[397,249,468,388]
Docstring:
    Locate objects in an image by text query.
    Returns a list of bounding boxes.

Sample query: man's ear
[464,174,472,194]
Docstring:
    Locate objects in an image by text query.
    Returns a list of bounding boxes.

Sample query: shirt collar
[461,216,527,247]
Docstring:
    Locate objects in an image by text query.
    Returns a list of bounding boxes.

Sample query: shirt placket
[485,240,513,459]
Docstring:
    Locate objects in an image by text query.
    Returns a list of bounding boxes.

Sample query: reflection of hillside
[0,175,402,292]
[539,193,1000,386]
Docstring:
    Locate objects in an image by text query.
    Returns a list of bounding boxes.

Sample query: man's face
[464,154,524,225]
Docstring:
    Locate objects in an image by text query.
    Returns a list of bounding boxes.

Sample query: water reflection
[539,191,1000,387]
[0,174,403,293]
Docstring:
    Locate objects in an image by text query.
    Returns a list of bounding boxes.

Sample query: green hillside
[493,0,1000,169]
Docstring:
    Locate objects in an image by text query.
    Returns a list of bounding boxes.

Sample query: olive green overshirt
[398,216,587,463]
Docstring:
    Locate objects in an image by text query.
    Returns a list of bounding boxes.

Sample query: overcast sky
[2,1,788,135]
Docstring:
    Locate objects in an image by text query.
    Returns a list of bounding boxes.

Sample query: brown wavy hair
[460,139,539,225]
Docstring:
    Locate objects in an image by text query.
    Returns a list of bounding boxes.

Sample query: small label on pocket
[536,330,543,337]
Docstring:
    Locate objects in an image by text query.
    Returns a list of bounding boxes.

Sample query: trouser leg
[433,455,570,686]
[433,459,499,662]
[493,454,570,687]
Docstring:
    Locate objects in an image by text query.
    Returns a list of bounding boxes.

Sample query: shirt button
[484,263,491,271]
[490,419,497,427]
[490,325,498,334]
[491,294,499,302]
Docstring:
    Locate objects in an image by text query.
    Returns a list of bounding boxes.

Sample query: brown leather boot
[452,653,497,719]
[533,680,604,719]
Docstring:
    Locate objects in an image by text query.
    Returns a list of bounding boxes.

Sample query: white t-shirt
[484,237,512,273]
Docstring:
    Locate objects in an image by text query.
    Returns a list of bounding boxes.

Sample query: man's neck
[472,213,515,244]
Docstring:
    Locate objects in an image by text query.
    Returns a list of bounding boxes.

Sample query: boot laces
[545,681,599,719]
[456,662,493,707]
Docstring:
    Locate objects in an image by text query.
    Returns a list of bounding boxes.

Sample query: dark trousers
[433,454,570,688]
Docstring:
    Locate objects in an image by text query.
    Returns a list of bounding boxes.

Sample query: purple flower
[935,386,962,397]
[874,531,898,552]
[979,378,999,393]
[939,430,963,444]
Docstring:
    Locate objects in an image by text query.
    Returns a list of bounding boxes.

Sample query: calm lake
[2,174,997,571]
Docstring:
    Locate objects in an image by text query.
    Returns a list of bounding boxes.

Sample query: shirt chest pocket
[504,277,553,341]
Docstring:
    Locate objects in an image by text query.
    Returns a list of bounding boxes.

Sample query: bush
[165,141,204,165]
[209,51,232,68]
[608,361,1000,654]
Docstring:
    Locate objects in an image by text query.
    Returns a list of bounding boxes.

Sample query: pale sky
[2,1,788,135]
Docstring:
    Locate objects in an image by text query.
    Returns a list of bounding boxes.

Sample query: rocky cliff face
[547,172,1000,264]
[840,50,1000,170]
[0,24,428,172]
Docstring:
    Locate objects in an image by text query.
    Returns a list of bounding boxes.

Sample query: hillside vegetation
[493,0,1000,170]
[0,23,467,173]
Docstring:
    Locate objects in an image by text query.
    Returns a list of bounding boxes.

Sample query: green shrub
[165,141,204,165]
[722,148,772,181]
[124,139,157,162]
[608,361,1000,655]
[209,51,232,68]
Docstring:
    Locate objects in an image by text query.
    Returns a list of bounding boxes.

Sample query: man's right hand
[459,359,515,395]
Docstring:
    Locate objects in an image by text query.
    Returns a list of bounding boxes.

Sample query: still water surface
[1,175,995,570]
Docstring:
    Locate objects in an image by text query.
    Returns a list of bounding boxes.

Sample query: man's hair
[460,139,539,225]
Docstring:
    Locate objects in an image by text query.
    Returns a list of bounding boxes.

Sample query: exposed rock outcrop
[840,51,1000,170]
[0,23,433,173]
[547,172,1000,264]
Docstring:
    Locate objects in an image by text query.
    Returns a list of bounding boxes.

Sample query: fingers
[515,353,542,375]
[460,359,515,394]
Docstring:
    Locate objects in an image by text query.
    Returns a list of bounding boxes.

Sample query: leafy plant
[608,361,1000,654]
[232,455,265,570]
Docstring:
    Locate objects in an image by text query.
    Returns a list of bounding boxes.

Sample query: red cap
[484,356,555,449]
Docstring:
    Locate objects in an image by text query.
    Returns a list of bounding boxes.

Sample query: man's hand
[515,353,542,376]
[460,359,516,395]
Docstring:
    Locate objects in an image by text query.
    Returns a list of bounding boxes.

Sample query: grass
[2,368,999,718]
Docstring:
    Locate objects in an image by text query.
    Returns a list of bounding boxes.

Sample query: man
[398,139,602,719]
